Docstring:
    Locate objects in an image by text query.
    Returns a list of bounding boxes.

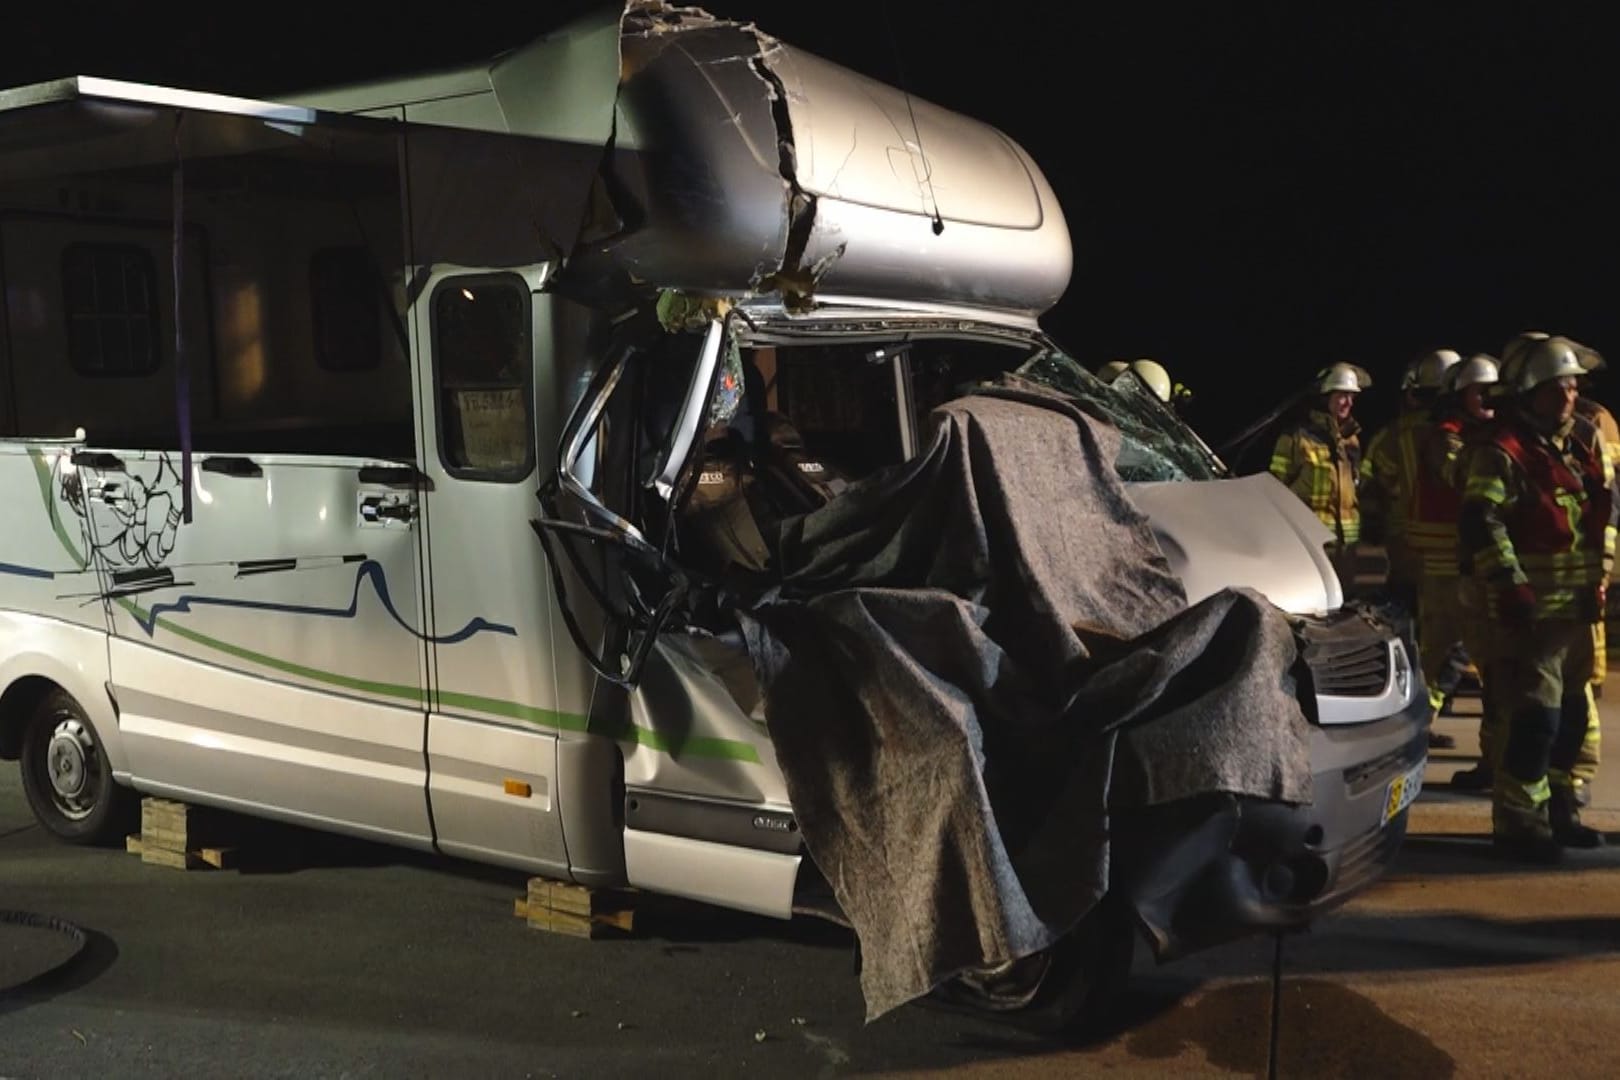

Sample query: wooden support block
[128,799,239,871]
[140,844,206,870]
[515,879,636,937]
[140,797,224,850]
[195,847,236,870]
[527,908,600,939]
[526,878,634,918]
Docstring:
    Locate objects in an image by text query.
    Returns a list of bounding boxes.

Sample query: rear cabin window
[432,276,532,480]
[309,247,382,372]
[771,348,905,478]
[62,244,161,377]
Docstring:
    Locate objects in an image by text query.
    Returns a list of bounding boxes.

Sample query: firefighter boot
[1491,800,1562,864]
[1547,692,1604,847]
[1493,706,1563,863]
[1548,787,1605,849]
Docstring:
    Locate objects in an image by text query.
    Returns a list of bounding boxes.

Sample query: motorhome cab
[0,5,1425,1017]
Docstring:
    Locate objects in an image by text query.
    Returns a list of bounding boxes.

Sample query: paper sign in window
[452,388,528,470]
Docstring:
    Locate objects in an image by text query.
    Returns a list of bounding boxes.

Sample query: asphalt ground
[3,694,1619,1079]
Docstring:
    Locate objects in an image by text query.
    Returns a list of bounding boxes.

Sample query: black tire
[19,688,136,845]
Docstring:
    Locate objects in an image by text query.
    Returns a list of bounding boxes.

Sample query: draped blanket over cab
[735,388,1314,1019]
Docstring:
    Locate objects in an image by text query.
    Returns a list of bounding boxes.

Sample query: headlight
[1391,640,1412,702]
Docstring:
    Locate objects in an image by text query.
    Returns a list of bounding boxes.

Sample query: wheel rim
[43,717,101,821]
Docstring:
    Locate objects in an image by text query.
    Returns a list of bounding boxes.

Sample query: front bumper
[1120,687,1430,961]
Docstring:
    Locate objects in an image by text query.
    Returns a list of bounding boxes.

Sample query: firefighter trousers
[1491,618,1594,836]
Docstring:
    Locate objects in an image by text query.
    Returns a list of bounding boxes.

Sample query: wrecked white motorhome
[0,3,1427,1023]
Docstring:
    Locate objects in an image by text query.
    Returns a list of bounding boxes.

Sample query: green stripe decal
[25,447,759,763]
[28,450,88,570]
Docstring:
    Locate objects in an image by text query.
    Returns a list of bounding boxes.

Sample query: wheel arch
[0,675,59,760]
[0,616,125,773]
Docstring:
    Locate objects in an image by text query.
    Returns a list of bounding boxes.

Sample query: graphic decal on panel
[41,451,514,644]
[130,557,517,643]
[60,452,184,569]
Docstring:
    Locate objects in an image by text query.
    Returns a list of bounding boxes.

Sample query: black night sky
[5,2,1618,458]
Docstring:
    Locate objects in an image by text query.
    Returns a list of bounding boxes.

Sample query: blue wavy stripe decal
[1,561,56,580]
[133,558,516,644]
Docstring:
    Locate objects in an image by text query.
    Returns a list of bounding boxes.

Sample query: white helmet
[1517,336,1587,392]
[1127,359,1173,403]
[1499,331,1550,389]
[1097,360,1130,382]
[1317,362,1371,394]
[1444,353,1499,394]
[1573,340,1605,373]
[1406,349,1461,391]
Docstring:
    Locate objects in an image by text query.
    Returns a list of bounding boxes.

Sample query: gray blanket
[736,389,1312,1020]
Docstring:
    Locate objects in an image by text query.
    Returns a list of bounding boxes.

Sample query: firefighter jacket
[1460,411,1618,621]
[1406,411,1466,578]
[1358,409,1426,549]
[1271,410,1362,546]
[1577,397,1620,491]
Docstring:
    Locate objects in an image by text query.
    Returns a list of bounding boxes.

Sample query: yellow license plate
[1383,761,1425,826]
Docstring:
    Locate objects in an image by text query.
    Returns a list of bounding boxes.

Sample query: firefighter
[1271,363,1371,584]
[1100,358,1195,414]
[1489,332,1613,805]
[1459,336,1616,860]
[1362,348,1462,748]
[1361,349,1461,611]
[1428,355,1503,790]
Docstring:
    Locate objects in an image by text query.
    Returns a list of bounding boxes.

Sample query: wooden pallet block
[140,798,225,848]
[127,798,240,871]
[514,878,635,938]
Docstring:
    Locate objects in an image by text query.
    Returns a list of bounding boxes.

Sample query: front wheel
[19,688,136,844]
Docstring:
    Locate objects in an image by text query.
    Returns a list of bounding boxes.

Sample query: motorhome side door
[411,268,570,876]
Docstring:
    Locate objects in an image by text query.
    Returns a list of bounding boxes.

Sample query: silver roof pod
[569,5,1073,314]
[292,3,1073,318]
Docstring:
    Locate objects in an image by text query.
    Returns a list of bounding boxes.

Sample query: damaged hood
[1125,472,1344,616]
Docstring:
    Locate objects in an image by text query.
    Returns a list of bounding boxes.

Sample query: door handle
[71,450,126,471]
[202,455,264,479]
[358,464,432,491]
[359,493,418,526]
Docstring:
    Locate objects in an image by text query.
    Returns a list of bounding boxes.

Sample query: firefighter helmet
[1444,353,1499,395]
[1317,362,1371,394]
[1499,331,1550,389]
[1408,349,1461,390]
[1517,336,1587,392]
[1128,359,1173,403]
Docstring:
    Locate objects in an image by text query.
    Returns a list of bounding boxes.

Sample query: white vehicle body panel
[110,641,432,844]
[623,829,801,920]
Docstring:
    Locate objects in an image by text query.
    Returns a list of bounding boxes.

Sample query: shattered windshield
[1014,349,1228,482]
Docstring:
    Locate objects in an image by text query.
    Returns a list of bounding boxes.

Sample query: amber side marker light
[503,779,532,798]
